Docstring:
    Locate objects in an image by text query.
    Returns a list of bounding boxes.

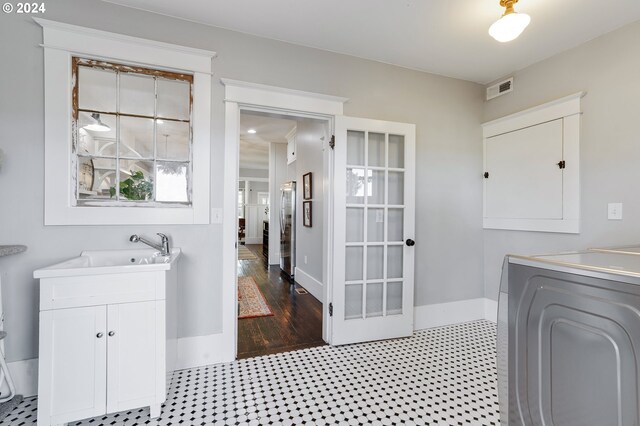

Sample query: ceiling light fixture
[83,113,111,132]
[247,129,257,134]
[489,0,531,43]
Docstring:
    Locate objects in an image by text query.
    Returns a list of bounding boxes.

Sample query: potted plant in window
[109,170,153,201]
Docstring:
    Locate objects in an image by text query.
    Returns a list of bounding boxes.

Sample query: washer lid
[509,250,640,283]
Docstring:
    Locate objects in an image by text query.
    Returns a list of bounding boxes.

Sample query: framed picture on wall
[303,172,312,200]
[303,201,312,227]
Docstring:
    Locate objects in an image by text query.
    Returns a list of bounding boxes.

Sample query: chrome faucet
[129,233,171,256]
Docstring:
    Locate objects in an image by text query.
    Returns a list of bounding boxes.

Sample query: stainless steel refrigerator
[279,181,296,280]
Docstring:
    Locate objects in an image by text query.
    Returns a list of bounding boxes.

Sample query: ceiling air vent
[486,77,513,100]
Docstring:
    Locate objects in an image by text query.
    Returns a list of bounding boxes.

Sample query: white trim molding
[36,18,215,225]
[294,267,323,303]
[414,298,498,330]
[221,78,348,116]
[175,333,226,371]
[222,79,347,360]
[34,18,216,74]
[7,358,39,397]
[7,332,229,398]
[482,92,584,234]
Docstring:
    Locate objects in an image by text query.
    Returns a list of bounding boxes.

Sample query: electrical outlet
[608,203,623,220]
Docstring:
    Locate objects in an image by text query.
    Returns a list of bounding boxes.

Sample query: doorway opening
[236,110,330,358]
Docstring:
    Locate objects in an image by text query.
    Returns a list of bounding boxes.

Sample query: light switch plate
[211,208,222,224]
[608,203,623,220]
[376,210,384,223]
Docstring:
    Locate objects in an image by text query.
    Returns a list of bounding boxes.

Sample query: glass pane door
[344,131,405,320]
[332,116,415,346]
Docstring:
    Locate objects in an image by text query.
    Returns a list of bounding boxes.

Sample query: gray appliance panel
[508,263,640,426]
[497,258,509,426]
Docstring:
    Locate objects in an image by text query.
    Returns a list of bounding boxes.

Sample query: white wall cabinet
[485,119,564,220]
[37,269,175,426]
[482,92,584,233]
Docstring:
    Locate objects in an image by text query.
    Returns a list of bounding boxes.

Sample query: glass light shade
[83,122,110,132]
[489,12,531,42]
[83,113,111,132]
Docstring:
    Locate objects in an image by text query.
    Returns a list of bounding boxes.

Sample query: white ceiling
[239,112,296,170]
[105,0,640,83]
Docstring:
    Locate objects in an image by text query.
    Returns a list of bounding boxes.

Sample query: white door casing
[222,78,347,358]
[331,116,416,345]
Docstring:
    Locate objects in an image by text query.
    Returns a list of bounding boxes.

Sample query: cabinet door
[38,306,107,424]
[106,301,165,413]
[485,119,563,221]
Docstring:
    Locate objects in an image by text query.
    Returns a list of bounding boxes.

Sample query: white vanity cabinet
[34,249,179,426]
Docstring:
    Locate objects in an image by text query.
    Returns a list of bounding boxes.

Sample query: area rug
[238,276,273,319]
[238,245,258,261]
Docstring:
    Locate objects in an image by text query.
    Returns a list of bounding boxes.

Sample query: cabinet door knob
[406,239,415,247]
[108,331,115,337]
[96,332,104,338]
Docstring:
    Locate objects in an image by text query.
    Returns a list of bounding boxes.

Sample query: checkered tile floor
[1,321,500,425]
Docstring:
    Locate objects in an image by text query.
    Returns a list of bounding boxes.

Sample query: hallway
[237,244,324,359]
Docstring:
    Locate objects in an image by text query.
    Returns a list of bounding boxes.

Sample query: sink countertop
[0,245,27,257]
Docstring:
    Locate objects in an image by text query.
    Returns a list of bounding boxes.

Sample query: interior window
[73,57,193,206]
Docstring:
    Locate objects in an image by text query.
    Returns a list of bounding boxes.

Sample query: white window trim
[36,18,215,225]
[482,92,585,233]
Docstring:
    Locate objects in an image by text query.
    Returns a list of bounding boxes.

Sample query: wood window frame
[72,57,194,207]
[37,18,215,225]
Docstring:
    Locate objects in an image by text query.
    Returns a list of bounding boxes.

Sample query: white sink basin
[34,248,181,278]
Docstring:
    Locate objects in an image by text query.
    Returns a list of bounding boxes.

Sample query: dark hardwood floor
[237,244,325,359]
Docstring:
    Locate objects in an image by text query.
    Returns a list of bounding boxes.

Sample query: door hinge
[328,302,333,316]
[484,172,489,179]
[557,160,566,169]
[329,135,335,150]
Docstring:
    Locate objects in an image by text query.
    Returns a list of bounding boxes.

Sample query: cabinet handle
[108,331,115,337]
[96,332,104,338]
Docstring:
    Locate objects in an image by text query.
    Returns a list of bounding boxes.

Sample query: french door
[331,116,416,345]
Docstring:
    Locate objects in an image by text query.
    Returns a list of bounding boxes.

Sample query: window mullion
[153,77,158,202]
[115,71,121,202]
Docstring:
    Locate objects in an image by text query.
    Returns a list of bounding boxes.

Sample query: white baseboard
[484,298,498,322]
[269,251,280,266]
[9,332,230,398]
[7,358,38,397]
[176,332,227,370]
[294,267,323,302]
[414,297,497,330]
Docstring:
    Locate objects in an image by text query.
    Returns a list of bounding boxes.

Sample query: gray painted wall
[0,0,484,362]
[294,118,327,283]
[246,181,269,205]
[482,21,640,300]
[240,168,269,180]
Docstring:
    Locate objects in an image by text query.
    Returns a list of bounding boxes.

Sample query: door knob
[96,332,104,338]
[406,239,415,247]
[108,331,115,337]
